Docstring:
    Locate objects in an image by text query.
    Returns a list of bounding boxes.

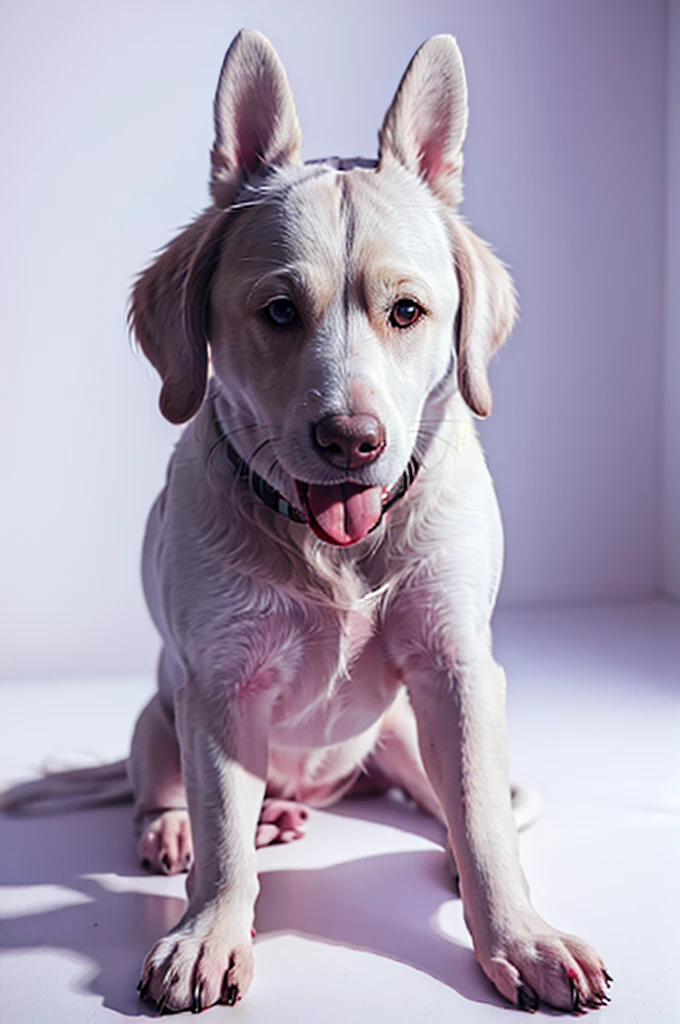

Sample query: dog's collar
[212,405,307,523]
[212,402,420,528]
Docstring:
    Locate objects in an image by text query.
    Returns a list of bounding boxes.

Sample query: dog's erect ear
[210,29,302,207]
[130,210,226,424]
[379,36,515,415]
[451,219,518,418]
[378,35,468,206]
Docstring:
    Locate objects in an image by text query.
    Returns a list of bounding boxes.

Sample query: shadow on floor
[0,796,508,1017]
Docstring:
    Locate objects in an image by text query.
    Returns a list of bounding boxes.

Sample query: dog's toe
[483,922,611,1014]
[138,809,194,875]
[139,918,253,1013]
[255,798,308,848]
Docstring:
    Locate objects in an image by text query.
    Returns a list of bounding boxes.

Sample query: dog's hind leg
[361,688,470,882]
[370,689,541,828]
[256,798,309,846]
[129,659,193,875]
[367,688,446,819]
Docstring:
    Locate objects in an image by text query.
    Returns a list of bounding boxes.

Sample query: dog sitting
[3,29,611,1015]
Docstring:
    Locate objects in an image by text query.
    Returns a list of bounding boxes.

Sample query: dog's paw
[138,809,194,875]
[138,913,254,1013]
[255,798,308,847]
[481,921,612,1014]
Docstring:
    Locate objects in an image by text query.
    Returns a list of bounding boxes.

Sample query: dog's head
[131,30,516,546]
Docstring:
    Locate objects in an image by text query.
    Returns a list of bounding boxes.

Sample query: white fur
[2,30,610,1016]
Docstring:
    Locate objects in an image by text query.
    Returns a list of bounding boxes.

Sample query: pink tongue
[305,483,383,545]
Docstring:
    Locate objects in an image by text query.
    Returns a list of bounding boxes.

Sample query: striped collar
[212,400,420,529]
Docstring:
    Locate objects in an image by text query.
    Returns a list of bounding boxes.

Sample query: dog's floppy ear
[378,35,468,206]
[131,30,302,424]
[130,210,226,424]
[210,29,302,207]
[450,219,518,418]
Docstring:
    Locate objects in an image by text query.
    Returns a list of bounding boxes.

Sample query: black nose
[313,414,386,469]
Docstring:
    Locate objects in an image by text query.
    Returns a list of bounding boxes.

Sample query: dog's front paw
[138,909,254,1013]
[480,919,612,1014]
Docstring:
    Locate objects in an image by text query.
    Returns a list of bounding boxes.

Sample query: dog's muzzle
[213,403,419,546]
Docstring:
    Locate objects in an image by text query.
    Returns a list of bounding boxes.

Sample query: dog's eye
[264,298,299,328]
[389,299,423,329]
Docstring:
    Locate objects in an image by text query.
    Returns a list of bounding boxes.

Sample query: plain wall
[0,0,668,679]
[662,0,680,599]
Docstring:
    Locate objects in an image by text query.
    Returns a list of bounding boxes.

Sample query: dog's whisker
[220,422,277,441]
[204,421,277,472]
[265,453,287,490]
[418,416,469,426]
[412,427,461,458]
[247,437,273,488]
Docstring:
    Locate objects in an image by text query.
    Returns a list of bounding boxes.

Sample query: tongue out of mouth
[299,482,384,546]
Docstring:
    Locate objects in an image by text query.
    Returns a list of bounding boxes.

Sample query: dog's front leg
[404,639,610,1013]
[138,679,268,1013]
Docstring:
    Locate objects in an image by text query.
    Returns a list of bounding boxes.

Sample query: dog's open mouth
[297,482,385,546]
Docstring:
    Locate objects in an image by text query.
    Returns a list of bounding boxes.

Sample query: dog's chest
[270,592,398,748]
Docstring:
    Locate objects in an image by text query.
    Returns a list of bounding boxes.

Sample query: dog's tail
[1,763,541,827]
[0,758,133,816]
[511,782,543,832]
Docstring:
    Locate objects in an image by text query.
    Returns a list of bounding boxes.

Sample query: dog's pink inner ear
[210,29,302,207]
[378,35,468,207]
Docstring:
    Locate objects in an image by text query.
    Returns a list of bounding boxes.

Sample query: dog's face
[208,161,458,541]
[131,31,517,545]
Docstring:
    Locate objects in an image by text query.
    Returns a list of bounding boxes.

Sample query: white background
[1,0,677,681]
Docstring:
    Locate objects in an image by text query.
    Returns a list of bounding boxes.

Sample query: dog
[2,29,611,1015]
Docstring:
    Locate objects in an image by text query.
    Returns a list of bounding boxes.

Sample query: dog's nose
[314,414,386,468]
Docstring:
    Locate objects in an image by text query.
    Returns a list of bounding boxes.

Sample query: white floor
[0,601,678,1023]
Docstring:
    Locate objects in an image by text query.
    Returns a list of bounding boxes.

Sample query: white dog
[3,30,611,1015]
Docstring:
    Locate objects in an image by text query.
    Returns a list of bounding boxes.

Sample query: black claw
[156,991,169,1015]
[603,969,613,987]
[191,979,203,1014]
[138,975,152,1001]
[569,977,581,1014]
[225,983,239,1006]
[517,981,539,1012]
[161,853,172,873]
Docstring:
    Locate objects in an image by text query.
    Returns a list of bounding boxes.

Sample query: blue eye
[264,298,299,327]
